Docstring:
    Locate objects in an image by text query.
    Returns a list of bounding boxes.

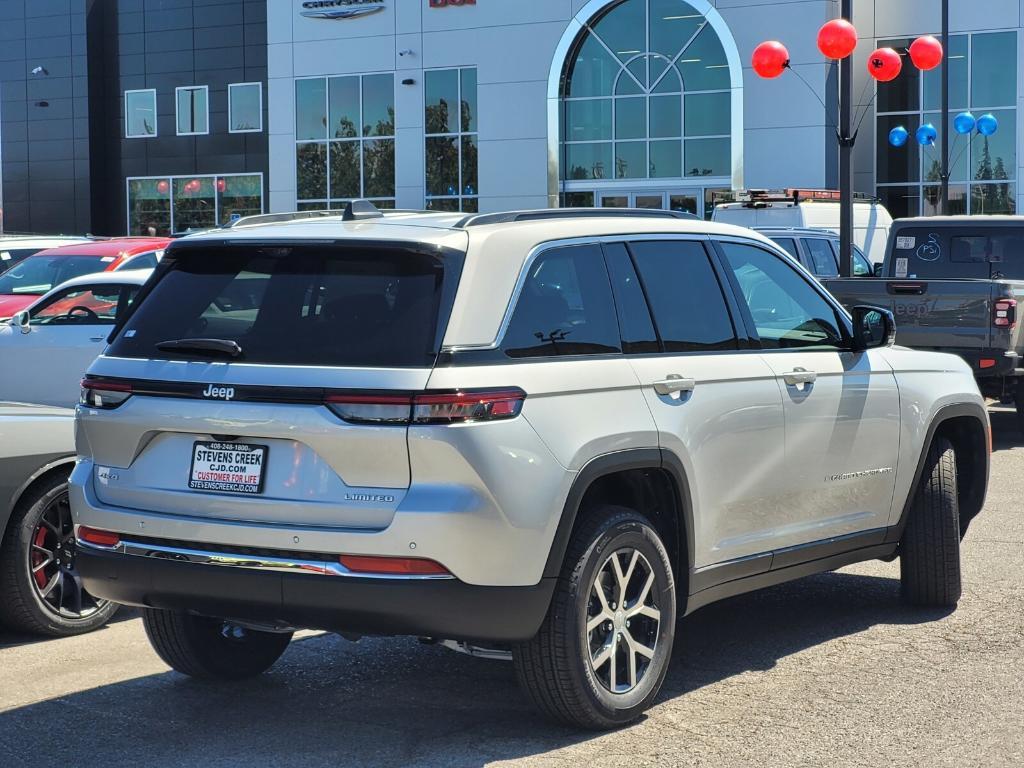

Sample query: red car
[0,237,170,320]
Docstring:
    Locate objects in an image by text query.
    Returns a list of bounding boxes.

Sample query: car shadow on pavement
[662,570,949,701]
[0,607,139,650]
[0,571,949,768]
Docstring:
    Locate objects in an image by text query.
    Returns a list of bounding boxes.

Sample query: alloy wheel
[585,547,661,694]
[28,492,108,621]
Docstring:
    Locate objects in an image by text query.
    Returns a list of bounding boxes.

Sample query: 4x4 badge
[202,385,235,400]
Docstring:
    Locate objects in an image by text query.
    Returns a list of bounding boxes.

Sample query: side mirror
[12,310,30,334]
[851,305,896,350]
[873,263,884,277]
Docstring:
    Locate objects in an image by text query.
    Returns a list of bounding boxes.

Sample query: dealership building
[0,0,1020,234]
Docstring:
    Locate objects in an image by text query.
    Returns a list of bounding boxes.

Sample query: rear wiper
[155,338,243,358]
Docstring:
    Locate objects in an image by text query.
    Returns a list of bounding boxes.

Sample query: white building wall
[266,0,1023,213]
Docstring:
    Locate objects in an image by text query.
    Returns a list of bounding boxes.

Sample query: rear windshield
[0,255,107,295]
[889,227,1024,279]
[109,244,460,368]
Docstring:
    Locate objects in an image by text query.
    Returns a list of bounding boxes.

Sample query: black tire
[900,437,962,607]
[513,505,676,730]
[0,473,119,636]
[142,608,293,680]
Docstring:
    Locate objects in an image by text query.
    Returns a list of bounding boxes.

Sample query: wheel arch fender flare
[885,401,990,544]
[541,448,695,582]
[1,456,76,537]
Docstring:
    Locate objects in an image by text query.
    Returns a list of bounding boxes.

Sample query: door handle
[89,336,106,342]
[653,375,696,395]
[783,368,817,386]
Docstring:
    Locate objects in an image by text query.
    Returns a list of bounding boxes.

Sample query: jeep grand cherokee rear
[71,210,989,731]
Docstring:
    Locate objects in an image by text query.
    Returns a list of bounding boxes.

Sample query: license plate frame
[188,441,268,496]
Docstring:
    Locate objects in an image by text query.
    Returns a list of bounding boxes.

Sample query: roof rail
[455,208,697,228]
[223,209,337,228]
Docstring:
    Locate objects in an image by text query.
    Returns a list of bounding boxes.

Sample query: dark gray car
[0,402,118,635]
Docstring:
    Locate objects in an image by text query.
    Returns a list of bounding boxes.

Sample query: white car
[0,269,151,408]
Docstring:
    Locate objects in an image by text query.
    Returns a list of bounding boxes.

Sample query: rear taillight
[77,526,121,548]
[338,554,450,576]
[994,298,1017,328]
[80,377,133,409]
[325,388,526,426]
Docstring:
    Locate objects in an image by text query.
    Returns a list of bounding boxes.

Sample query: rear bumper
[77,541,555,642]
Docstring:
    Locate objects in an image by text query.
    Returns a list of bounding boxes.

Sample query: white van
[711,190,893,267]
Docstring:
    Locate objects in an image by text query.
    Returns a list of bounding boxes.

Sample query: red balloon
[156,180,169,195]
[752,40,789,79]
[867,47,902,82]
[216,178,226,193]
[817,19,857,60]
[909,35,943,70]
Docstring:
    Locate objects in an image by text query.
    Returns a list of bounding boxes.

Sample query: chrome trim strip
[77,538,455,580]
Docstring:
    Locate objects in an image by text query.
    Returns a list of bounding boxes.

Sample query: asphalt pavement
[1,410,1022,768]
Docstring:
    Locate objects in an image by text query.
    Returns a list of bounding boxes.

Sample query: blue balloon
[954,111,976,135]
[916,123,938,146]
[977,113,998,136]
[889,126,909,147]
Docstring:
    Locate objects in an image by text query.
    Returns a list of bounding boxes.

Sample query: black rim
[28,492,108,621]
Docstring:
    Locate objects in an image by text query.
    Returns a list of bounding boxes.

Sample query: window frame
[294,73,396,210]
[424,66,479,213]
[124,88,158,139]
[875,31,1017,216]
[228,82,263,134]
[175,85,210,137]
[125,173,265,236]
[710,237,854,352]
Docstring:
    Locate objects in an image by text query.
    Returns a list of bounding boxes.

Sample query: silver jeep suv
[71,205,989,729]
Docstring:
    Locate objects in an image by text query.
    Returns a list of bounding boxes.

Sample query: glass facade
[560,0,732,183]
[295,74,396,209]
[425,68,479,212]
[127,174,263,235]
[877,32,1017,217]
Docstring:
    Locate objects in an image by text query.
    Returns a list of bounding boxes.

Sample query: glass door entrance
[598,190,699,216]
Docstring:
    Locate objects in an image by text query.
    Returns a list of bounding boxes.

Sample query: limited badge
[896,236,916,250]
[895,257,909,278]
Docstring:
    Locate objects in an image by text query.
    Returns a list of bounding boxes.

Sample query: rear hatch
[880,225,1021,349]
[78,238,463,529]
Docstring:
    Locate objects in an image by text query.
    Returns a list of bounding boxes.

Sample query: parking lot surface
[1,410,1022,768]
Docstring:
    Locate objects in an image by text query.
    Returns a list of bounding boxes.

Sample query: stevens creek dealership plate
[188,441,268,495]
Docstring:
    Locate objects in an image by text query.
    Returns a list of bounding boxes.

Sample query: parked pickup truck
[825,216,1024,423]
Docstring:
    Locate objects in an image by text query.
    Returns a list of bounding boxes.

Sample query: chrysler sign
[301,0,385,20]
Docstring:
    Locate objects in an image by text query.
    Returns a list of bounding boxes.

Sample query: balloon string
[786,64,834,127]
[852,88,879,139]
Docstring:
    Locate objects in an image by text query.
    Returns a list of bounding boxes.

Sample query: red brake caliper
[31,526,49,588]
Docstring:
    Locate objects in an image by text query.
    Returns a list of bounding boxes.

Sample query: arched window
[558,0,738,184]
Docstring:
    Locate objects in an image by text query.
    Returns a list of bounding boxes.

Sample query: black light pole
[838,0,854,277]
[940,0,950,213]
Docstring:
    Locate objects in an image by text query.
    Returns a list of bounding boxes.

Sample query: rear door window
[502,244,620,358]
[770,237,800,262]
[802,238,839,277]
[110,245,459,368]
[628,240,738,353]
